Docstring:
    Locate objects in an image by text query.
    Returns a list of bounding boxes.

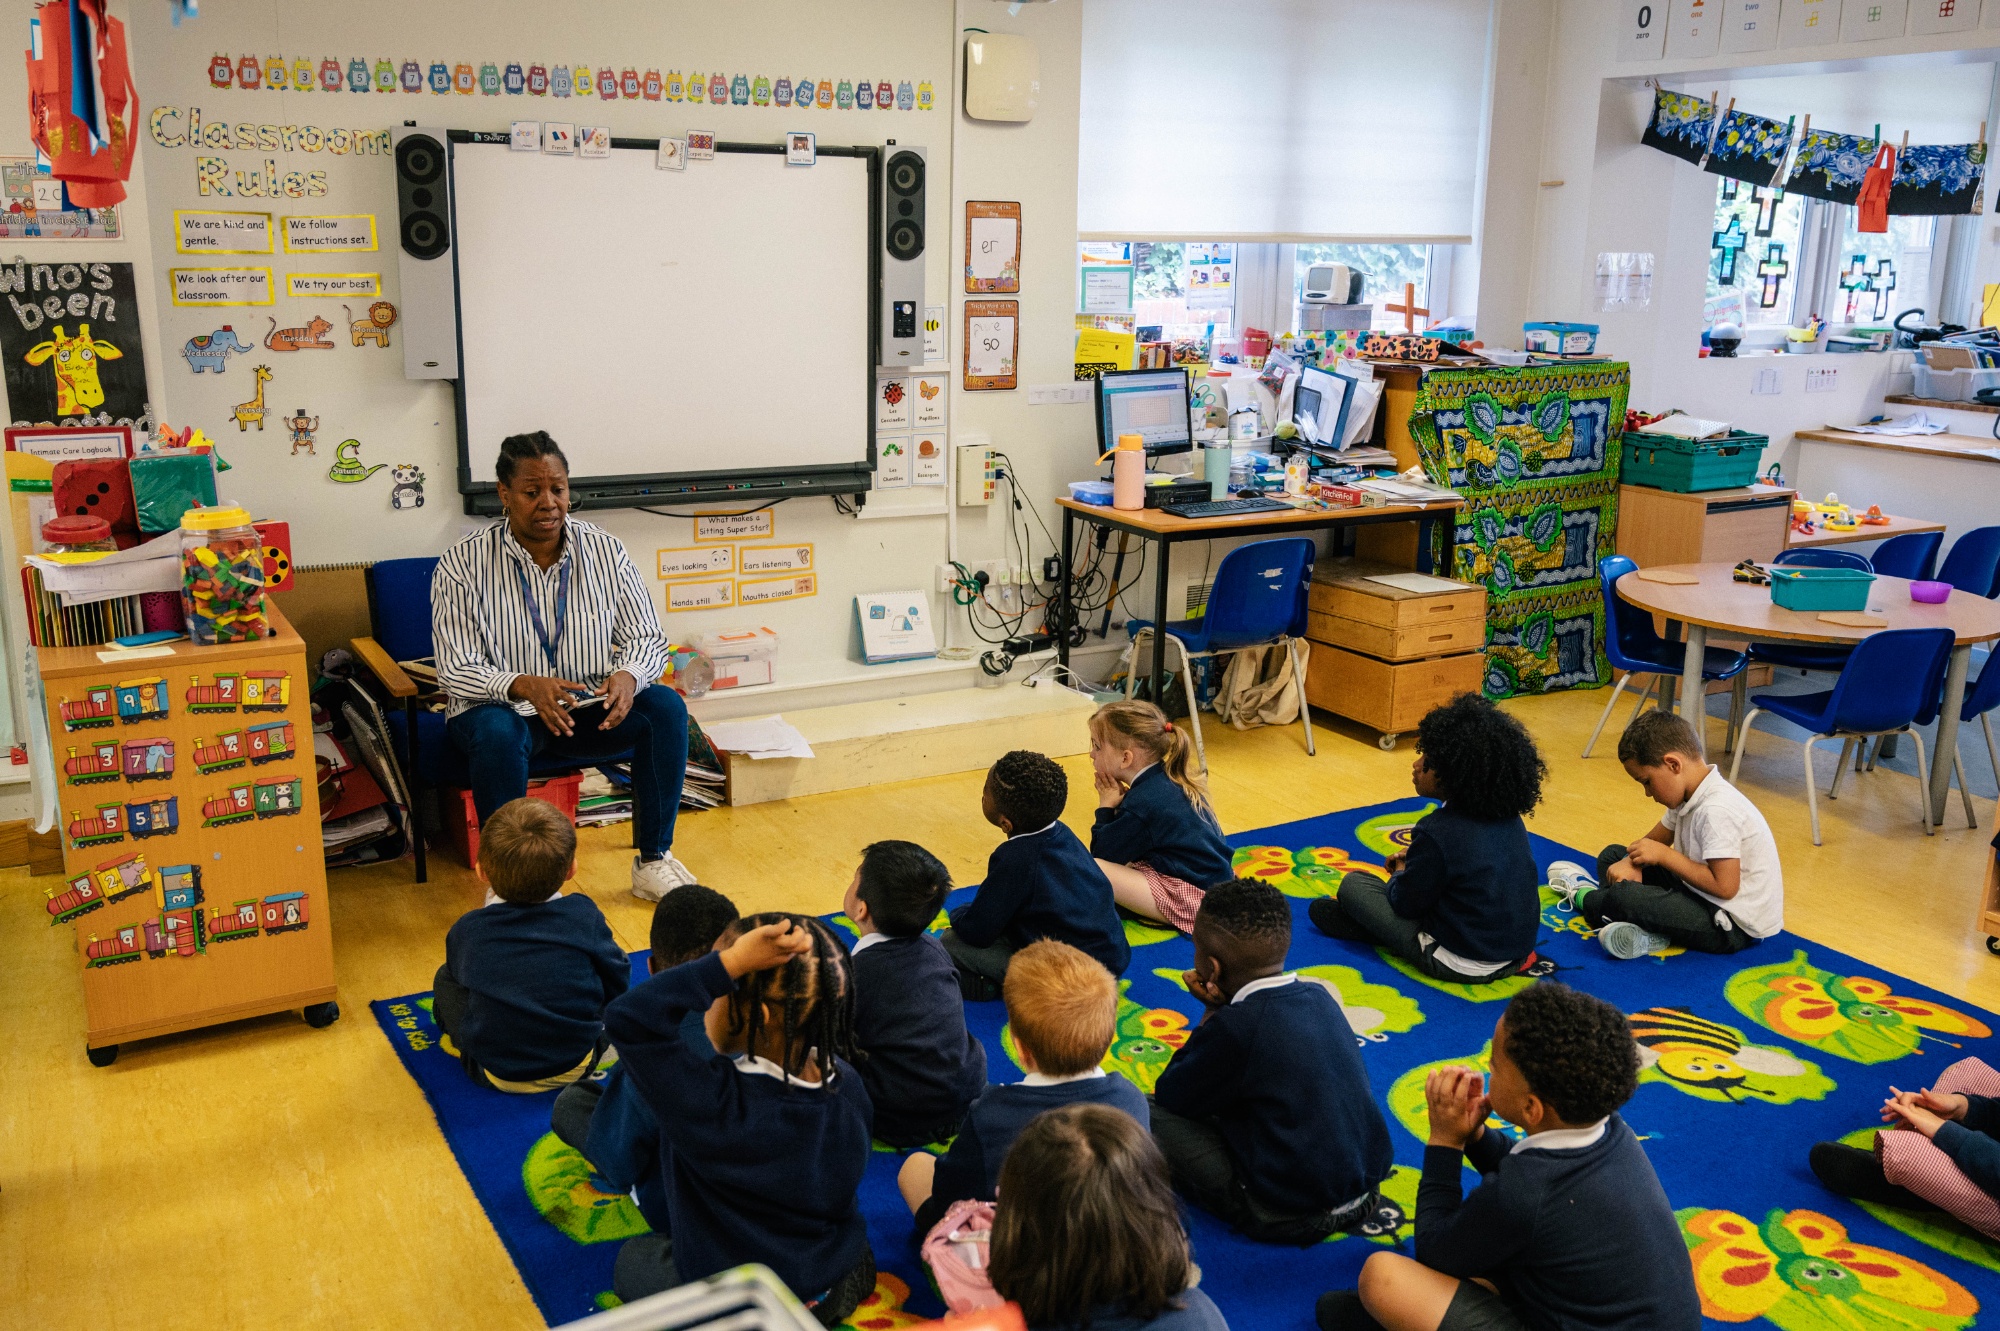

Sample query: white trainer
[631,852,698,901]
[1546,861,1598,912]
[1598,921,1670,960]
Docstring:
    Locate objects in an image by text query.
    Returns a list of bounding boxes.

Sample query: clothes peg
[1801,114,1810,137]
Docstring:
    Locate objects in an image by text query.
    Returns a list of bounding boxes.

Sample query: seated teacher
[432,430,695,901]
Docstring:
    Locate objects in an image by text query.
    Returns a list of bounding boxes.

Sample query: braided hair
[721,912,856,1085]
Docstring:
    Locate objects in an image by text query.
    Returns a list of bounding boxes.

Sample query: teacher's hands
[510,674,588,736]
[600,671,637,729]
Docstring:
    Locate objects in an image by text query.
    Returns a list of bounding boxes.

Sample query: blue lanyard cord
[512,557,570,670]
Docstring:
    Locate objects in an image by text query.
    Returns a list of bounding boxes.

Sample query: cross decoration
[1750,186,1784,238]
[1721,178,1740,203]
[1712,216,1748,285]
[1839,253,1871,292]
[1384,281,1429,333]
[1864,257,1896,321]
[1756,244,1790,309]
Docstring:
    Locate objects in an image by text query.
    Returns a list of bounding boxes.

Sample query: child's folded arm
[583,1071,656,1193]
[948,846,1031,947]
[587,917,632,1004]
[1934,1119,2000,1197]
[604,951,734,1123]
[1089,802,1147,863]
[1414,1145,1533,1277]
[1961,1093,2000,1139]
[1385,829,1449,919]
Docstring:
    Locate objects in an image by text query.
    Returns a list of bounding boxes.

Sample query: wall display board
[450,136,878,513]
[0,260,152,428]
[38,604,334,1064]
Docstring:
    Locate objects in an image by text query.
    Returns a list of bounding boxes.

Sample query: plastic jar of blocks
[179,505,267,645]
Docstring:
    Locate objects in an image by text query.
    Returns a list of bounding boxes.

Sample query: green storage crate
[1621,430,1769,492]
[1769,566,1875,612]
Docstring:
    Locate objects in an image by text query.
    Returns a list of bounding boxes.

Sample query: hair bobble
[1162,720,1173,732]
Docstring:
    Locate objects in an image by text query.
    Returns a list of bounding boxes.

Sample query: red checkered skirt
[1879,1056,2000,1240]
[1134,861,1205,935]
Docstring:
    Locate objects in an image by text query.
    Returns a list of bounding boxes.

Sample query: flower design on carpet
[1232,844,1386,898]
[843,1273,927,1329]
[1629,1006,1836,1105]
[1679,1206,1977,1330]
[1836,1128,2000,1277]
[1726,951,1992,1064]
[1386,1043,1524,1150]
[1354,804,1438,858]
[1151,964,1424,1045]
[1002,980,1188,1094]
[522,1133,650,1245]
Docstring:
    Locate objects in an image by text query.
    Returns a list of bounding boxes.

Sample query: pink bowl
[1911,580,1952,604]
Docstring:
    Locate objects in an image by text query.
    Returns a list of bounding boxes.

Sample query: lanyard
[512,556,570,670]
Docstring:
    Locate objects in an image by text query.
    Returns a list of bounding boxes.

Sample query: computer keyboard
[1159,495,1295,519]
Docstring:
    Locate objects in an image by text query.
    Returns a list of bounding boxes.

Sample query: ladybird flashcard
[578,126,610,159]
[686,130,715,161]
[541,122,575,156]
[877,376,911,430]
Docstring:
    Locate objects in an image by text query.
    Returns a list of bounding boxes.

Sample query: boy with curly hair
[941,749,1128,999]
[1310,694,1546,983]
[1315,982,1699,1331]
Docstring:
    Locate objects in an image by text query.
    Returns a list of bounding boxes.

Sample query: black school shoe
[1316,1290,1385,1331]
[1308,896,1367,941]
[1809,1142,1943,1211]
[956,970,1001,1002]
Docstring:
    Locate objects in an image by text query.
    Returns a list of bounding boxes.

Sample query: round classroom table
[1615,563,2000,825]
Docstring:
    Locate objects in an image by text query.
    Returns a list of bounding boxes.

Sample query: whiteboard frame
[446,131,880,515]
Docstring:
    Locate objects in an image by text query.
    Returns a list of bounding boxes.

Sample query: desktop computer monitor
[1293,364,1356,453]
[1095,367,1193,461]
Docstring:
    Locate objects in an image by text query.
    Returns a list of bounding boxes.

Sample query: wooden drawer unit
[1306,611,1485,660]
[1305,644,1487,744]
[1616,483,1794,569]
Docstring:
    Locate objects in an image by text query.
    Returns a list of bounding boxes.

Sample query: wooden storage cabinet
[1615,483,1794,569]
[1302,560,1488,748]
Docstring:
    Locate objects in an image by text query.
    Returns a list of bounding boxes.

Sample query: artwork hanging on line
[1640,88,1717,167]
[1704,109,1795,186]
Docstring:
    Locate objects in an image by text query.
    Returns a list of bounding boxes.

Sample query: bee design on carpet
[1628,1006,1834,1105]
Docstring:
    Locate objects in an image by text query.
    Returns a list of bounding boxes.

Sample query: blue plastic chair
[1869,530,1943,582]
[1939,526,2000,599]
[1124,537,1315,769]
[1584,555,1749,759]
[1746,549,1869,677]
[1913,647,2000,829]
[354,556,635,882]
[1729,627,1955,844]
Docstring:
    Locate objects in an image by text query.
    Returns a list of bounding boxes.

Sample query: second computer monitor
[1096,367,1193,460]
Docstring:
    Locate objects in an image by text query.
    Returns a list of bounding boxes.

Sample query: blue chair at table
[1939,526,2000,599]
[1583,555,1749,759]
[1869,530,1943,582]
[1914,647,2000,829]
[1746,548,1871,679]
[350,556,636,882]
[1729,627,1954,845]
[1124,536,1315,771]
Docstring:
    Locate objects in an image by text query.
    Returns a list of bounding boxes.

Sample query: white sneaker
[631,853,698,901]
[1598,921,1670,960]
[1546,861,1598,912]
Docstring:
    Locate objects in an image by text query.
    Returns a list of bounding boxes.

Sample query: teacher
[432,430,695,901]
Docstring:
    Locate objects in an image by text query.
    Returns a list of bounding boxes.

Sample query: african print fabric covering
[1408,362,1630,701]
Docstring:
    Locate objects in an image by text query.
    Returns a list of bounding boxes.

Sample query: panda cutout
[389,464,426,511]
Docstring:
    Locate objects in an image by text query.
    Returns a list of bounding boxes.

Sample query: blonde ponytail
[1090,699,1213,818]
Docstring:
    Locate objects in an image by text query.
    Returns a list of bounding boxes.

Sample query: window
[1704,178,1807,330]
[1291,244,1432,331]
[1826,211,1934,325]
[1076,241,1235,360]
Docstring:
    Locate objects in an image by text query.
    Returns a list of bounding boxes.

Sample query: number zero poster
[0,260,151,428]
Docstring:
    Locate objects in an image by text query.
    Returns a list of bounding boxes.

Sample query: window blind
[1078,0,1493,243]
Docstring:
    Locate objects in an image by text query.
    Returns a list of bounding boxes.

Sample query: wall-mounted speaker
[879,144,926,370]
[391,124,459,380]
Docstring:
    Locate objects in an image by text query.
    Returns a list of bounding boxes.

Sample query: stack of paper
[1633,413,1733,441]
[702,716,815,761]
[1355,476,1461,505]
[1840,412,1948,437]
[27,530,181,607]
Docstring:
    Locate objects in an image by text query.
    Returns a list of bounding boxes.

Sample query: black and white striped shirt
[432,518,670,718]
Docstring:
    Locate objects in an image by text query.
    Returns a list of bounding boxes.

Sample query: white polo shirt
[1661,769,1784,938]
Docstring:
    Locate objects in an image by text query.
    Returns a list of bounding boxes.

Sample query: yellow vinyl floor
[5,686,1997,1329]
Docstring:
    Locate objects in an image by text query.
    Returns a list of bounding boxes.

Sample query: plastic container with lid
[179,505,268,644]
[40,515,115,555]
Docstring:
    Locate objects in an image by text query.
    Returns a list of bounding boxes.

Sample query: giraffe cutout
[234,365,272,432]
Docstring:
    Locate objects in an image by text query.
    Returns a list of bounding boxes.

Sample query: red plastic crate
[444,770,584,869]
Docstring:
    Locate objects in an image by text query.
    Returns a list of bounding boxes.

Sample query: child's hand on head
[721,920,812,977]
[1424,1065,1489,1150]
[1094,767,1126,809]
[1182,963,1225,1009]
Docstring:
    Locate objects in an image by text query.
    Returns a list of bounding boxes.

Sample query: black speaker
[879,145,926,368]
[391,125,458,379]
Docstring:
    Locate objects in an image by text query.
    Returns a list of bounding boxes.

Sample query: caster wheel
[303,1001,341,1029]
[1377,733,1399,752]
[86,1043,118,1067]
[1988,937,2000,957]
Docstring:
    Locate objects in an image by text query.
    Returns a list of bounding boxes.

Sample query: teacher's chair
[1124,537,1316,772]
[1729,626,1954,845]
[1584,555,1748,759]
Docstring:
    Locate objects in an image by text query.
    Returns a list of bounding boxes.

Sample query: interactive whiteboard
[449,138,876,509]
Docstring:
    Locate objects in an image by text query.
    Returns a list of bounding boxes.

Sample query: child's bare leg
[897,1152,936,1214]
[1358,1253,1465,1331]
[1097,859,1165,921]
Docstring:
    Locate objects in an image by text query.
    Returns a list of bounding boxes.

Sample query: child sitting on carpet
[846,839,988,1147]
[989,1103,1231,1331]
[1810,1058,2000,1239]
[1090,700,1235,935]
[1314,982,1699,1331]
[549,883,739,1232]
[433,797,629,1092]
[1153,878,1396,1245]
[899,939,1147,1237]
[603,915,876,1326]
[1569,710,1783,960]
[942,750,1129,1000]
[1309,694,1544,985]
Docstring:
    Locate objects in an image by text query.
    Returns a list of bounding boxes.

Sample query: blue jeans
[447,685,688,858]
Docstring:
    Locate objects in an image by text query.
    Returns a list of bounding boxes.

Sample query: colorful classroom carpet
[373,798,2000,1330]
[1408,362,1628,700]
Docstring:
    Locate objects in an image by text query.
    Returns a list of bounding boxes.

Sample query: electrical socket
[976,560,1011,588]
[936,562,959,592]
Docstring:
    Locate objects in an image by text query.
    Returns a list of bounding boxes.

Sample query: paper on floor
[701,716,815,760]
